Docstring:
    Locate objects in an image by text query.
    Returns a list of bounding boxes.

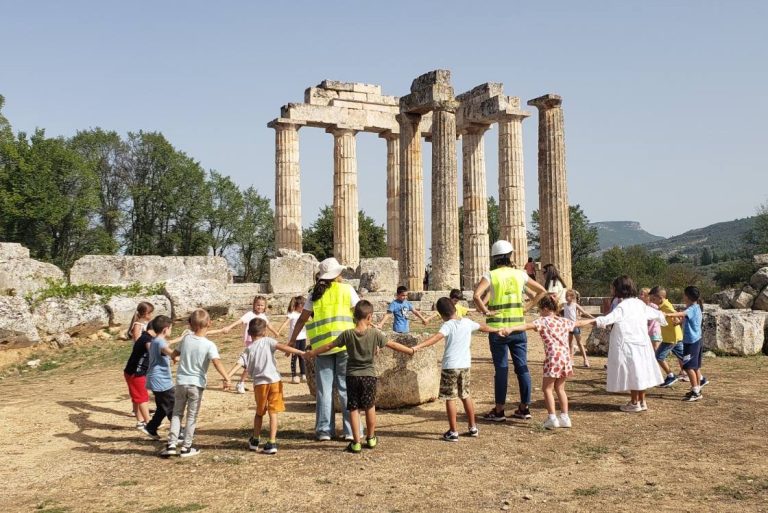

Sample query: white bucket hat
[317,257,346,280]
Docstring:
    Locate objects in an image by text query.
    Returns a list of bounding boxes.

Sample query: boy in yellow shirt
[650,286,686,388]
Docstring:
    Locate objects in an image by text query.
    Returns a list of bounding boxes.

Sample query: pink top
[240,311,268,346]
[647,303,662,340]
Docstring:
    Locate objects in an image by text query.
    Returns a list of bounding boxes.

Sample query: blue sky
[2,0,766,239]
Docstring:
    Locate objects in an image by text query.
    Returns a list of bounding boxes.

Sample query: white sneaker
[316,434,332,442]
[619,401,643,413]
[235,382,246,394]
[300,375,307,383]
[291,375,300,384]
[558,414,572,428]
[542,416,560,430]
[639,402,648,411]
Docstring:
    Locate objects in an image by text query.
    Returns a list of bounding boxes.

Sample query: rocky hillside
[591,221,664,250]
[642,217,755,258]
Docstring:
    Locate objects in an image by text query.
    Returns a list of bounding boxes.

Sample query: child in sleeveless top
[562,290,594,368]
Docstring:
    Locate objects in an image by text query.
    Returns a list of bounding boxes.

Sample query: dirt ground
[1,315,767,513]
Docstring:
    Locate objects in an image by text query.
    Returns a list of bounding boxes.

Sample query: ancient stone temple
[268,70,571,291]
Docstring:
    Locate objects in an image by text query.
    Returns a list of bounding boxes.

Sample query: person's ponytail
[311,279,331,302]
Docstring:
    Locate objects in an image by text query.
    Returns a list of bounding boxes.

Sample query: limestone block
[365,94,399,106]
[585,326,610,356]
[731,286,757,309]
[336,91,368,102]
[319,80,382,95]
[69,255,230,287]
[0,244,65,297]
[305,333,439,409]
[32,297,110,338]
[711,289,737,309]
[0,296,40,349]
[753,254,768,267]
[226,283,270,310]
[749,267,768,292]
[358,258,399,292]
[105,295,172,327]
[305,86,338,105]
[753,289,768,311]
[163,278,230,320]
[702,308,767,355]
[330,99,365,110]
[456,82,504,102]
[269,251,318,294]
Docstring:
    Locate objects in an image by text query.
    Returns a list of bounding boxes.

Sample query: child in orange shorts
[229,317,305,454]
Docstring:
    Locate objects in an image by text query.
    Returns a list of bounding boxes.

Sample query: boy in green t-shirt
[306,300,414,453]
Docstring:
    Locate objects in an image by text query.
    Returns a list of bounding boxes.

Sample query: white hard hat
[491,240,514,257]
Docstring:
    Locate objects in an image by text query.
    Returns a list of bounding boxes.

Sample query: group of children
[121,278,708,456]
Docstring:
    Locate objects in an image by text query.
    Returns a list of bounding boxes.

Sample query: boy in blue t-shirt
[377,286,429,333]
[142,315,176,439]
[665,286,709,402]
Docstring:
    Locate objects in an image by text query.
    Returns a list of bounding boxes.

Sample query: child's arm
[288,310,313,347]
[265,322,280,338]
[276,318,291,337]
[523,279,548,312]
[576,304,595,319]
[385,340,416,355]
[500,322,537,335]
[412,309,429,325]
[665,311,687,319]
[129,323,142,342]
[217,319,242,335]
[477,323,501,334]
[226,360,243,379]
[377,312,392,329]
[212,358,231,389]
[412,332,445,352]
[575,318,595,328]
[167,329,191,345]
[275,342,305,356]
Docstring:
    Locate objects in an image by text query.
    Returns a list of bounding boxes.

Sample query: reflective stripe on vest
[487,267,526,328]
[306,282,355,354]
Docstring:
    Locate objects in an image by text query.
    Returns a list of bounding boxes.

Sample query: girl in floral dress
[503,295,589,429]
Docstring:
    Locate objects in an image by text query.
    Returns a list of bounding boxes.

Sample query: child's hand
[421,318,427,325]
[222,327,231,334]
[485,310,497,317]
[172,355,180,364]
[222,379,230,391]
[305,350,316,360]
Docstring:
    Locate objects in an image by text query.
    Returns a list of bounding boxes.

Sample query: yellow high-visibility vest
[487,267,526,328]
[306,282,355,354]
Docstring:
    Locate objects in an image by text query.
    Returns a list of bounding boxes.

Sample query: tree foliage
[302,206,387,262]
[233,187,273,282]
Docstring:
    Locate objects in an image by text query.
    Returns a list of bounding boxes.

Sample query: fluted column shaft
[528,95,571,287]
[462,127,490,290]
[272,122,302,252]
[331,127,360,268]
[398,113,424,291]
[383,133,401,261]
[430,104,460,290]
[498,114,529,268]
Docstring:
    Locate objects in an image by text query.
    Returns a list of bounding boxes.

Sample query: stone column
[398,113,424,291]
[381,131,401,261]
[461,125,490,290]
[498,112,530,268]
[430,102,460,290]
[268,119,303,252]
[527,94,571,287]
[329,126,360,269]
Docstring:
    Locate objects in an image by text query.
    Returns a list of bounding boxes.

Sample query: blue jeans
[655,342,684,362]
[314,351,352,438]
[489,331,531,408]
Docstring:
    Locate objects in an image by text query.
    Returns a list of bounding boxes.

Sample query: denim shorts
[571,327,581,336]
[655,342,684,362]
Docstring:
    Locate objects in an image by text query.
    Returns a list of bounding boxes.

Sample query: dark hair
[493,255,512,268]
[151,315,172,334]
[684,285,703,316]
[528,257,533,263]
[449,289,463,300]
[544,265,566,289]
[612,275,638,299]
[311,278,332,302]
[353,300,374,322]
[436,297,456,319]
[539,294,558,312]
[248,317,267,338]
[287,295,305,313]
[396,285,408,295]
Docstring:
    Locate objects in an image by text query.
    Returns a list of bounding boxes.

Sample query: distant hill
[641,217,755,257]
[591,221,664,250]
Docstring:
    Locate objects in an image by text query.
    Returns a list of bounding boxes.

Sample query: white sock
[548,413,557,421]
[693,386,701,393]
[559,412,569,419]
[668,373,675,378]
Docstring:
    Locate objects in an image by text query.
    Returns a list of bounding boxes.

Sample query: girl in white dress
[583,275,667,412]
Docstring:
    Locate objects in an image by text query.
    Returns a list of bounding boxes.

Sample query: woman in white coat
[583,275,667,412]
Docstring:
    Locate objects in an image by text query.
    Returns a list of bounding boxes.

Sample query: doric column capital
[267,117,306,130]
[326,125,360,137]
[459,123,491,136]
[498,110,532,123]
[527,94,562,110]
[431,99,461,114]
[379,129,400,141]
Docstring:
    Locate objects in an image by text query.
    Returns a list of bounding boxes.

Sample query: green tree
[234,187,273,282]
[302,206,387,262]
[358,210,387,258]
[700,247,713,266]
[206,170,244,256]
[0,95,12,144]
[745,201,768,254]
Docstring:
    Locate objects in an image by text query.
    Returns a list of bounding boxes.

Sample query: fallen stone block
[0,296,40,349]
[163,278,230,320]
[32,297,109,338]
[703,308,768,356]
[105,295,172,327]
[269,250,318,294]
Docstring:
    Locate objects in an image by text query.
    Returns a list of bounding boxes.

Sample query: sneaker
[262,442,278,455]
[639,402,648,412]
[511,407,532,420]
[160,444,177,457]
[235,382,246,394]
[442,430,459,442]
[316,434,332,442]
[558,414,572,428]
[683,390,702,402]
[619,401,643,413]
[365,436,378,449]
[343,435,355,442]
[700,376,709,388]
[678,373,689,382]
[179,446,201,458]
[483,408,506,422]
[543,416,560,430]
[291,375,300,384]
[300,375,307,383]
[140,427,161,440]
[135,421,146,429]
[659,375,679,388]
[248,436,260,451]
[345,442,362,453]
[467,426,479,437]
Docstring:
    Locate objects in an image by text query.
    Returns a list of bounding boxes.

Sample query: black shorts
[346,375,377,410]
[682,340,703,370]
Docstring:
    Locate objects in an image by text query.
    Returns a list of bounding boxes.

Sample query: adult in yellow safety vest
[473,240,547,422]
[288,257,359,441]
